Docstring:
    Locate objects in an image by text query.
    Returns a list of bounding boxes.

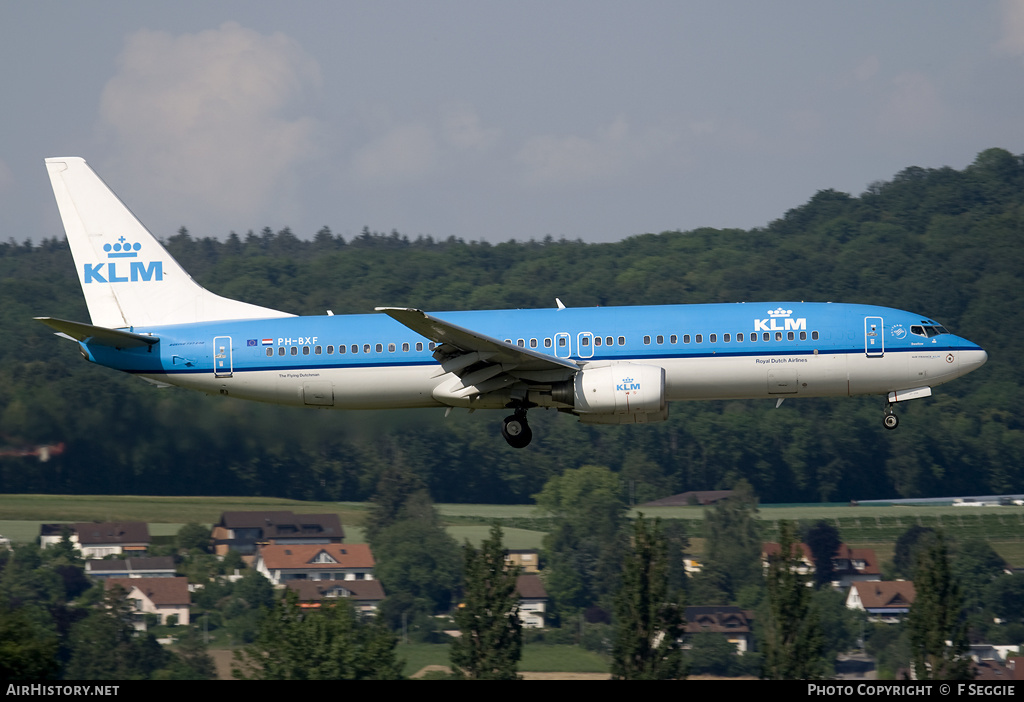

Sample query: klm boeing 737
[37,157,988,447]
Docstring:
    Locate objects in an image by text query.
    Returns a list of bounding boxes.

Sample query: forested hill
[1,148,1021,504]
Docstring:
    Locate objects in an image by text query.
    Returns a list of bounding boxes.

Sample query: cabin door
[864,317,884,357]
[214,336,233,377]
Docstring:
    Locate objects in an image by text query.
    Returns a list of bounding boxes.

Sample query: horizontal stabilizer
[35,317,159,349]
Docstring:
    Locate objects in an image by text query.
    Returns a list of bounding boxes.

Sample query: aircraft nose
[959,348,988,375]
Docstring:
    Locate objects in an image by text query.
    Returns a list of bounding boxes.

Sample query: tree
[450,524,522,680]
[804,520,842,589]
[233,589,402,680]
[893,526,937,579]
[65,584,171,680]
[907,531,972,680]
[533,465,629,620]
[697,479,763,604]
[611,515,683,680]
[176,522,212,553]
[761,520,826,680]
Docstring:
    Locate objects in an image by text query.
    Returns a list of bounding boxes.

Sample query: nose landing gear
[501,408,532,448]
[883,403,899,430]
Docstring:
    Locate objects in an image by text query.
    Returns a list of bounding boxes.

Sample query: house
[285,579,386,615]
[845,581,916,622]
[211,511,345,558]
[831,545,882,588]
[505,549,540,574]
[39,522,150,558]
[255,543,376,585]
[762,541,815,576]
[516,574,548,628]
[762,541,881,588]
[104,576,191,629]
[86,557,176,579]
[683,606,756,653]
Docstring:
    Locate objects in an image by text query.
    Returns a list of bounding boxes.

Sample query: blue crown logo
[104,236,141,258]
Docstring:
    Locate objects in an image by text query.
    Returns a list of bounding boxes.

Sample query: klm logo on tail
[83,236,163,284]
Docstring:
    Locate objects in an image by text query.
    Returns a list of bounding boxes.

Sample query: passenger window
[670,335,677,344]
[656,335,664,344]
[363,344,371,353]
[558,337,567,347]
[710,334,717,343]
[544,338,552,348]
[402,342,410,352]
[775,332,782,341]
[683,334,690,344]
[581,337,590,346]
[724,333,730,342]
[517,339,525,347]
[429,342,436,351]
[375,343,383,353]
[737,333,744,342]
[696,334,703,343]
[787,332,794,341]
[812,331,819,341]
[291,347,298,356]
[416,342,423,351]
[594,337,601,347]
[644,335,651,345]
[303,346,310,355]
[763,332,770,342]
[351,345,358,354]
[388,343,396,352]
[266,348,273,357]
[799,332,806,341]
[339,345,346,354]
[315,346,322,354]
[530,338,538,348]
[606,336,613,346]
[618,336,625,346]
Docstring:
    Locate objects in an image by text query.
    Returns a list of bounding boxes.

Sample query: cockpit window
[911,325,949,338]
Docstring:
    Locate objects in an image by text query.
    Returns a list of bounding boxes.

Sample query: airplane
[37,157,988,448]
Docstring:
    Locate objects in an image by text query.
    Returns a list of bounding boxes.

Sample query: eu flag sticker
[247,339,258,347]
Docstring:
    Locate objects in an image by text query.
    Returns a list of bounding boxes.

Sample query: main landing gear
[883,403,899,430]
[501,408,533,448]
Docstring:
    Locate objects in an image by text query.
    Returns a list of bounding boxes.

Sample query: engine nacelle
[570,363,667,421]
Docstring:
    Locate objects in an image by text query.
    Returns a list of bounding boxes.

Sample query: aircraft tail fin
[44,157,293,329]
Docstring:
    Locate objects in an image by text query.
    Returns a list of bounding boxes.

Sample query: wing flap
[376,307,577,372]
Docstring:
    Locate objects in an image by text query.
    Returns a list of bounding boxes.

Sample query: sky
[2,1,1023,245]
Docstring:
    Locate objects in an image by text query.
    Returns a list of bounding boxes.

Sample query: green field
[2,494,1022,565]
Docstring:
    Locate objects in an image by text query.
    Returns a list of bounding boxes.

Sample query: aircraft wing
[376,307,577,404]
[35,317,159,349]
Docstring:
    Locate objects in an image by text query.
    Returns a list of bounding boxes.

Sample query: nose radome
[960,348,988,375]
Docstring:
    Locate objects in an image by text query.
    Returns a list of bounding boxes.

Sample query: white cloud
[997,0,1024,55]
[98,22,322,232]
[440,104,501,152]
[516,117,678,187]
[348,104,499,184]
[350,123,439,183]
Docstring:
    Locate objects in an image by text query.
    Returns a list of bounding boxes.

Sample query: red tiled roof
[259,543,375,570]
[104,577,190,606]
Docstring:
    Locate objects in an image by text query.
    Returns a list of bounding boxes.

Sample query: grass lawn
[398,642,609,678]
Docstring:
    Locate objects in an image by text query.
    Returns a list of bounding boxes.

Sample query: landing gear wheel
[883,413,899,430]
[501,414,533,448]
